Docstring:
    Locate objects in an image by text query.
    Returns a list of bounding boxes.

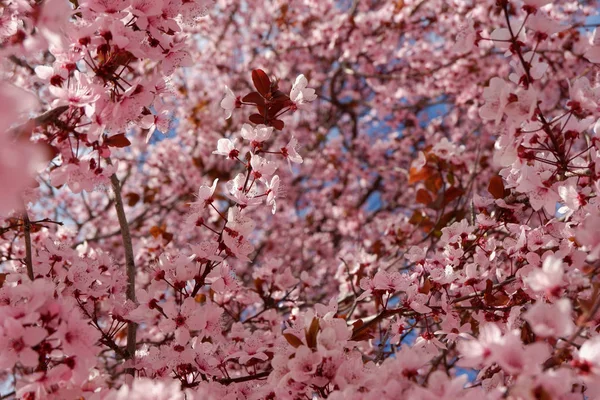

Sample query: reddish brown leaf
[484,290,510,307]
[0,273,6,288]
[271,119,284,131]
[419,277,431,295]
[252,69,271,97]
[105,134,131,148]
[125,193,140,207]
[369,239,385,257]
[283,333,303,348]
[408,210,426,225]
[483,279,511,307]
[424,174,443,193]
[484,279,494,295]
[242,92,264,105]
[143,187,158,203]
[267,101,287,117]
[305,317,320,350]
[256,103,267,116]
[443,186,464,206]
[116,327,127,340]
[149,226,163,238]
[488,175,505,199]
[351,319,375,341]
[195,294,206,303]
[162,231,174,243]
[271,89,290,102]
[249,114,264,124]
[416,188,433,205]
[408,166,433,184]
[254,278,266,296]
[30,223,42,233]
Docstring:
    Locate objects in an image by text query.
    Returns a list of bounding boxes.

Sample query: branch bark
[23,210,33,281]
[108,161,137,368]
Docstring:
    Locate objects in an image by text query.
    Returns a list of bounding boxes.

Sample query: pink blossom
[525,255,565,297]
[457,323,503,367]
[290,74,317,109]
[281,136,303,171]
[190,178,218,211]
[225,173,262,207]
[222,206,255,261]
[0,318,46,369]
[522,298,575,338]
[140,102,171,142]
[452,18,476,54]
[48,71,100,107]
[103,378,187,400]
[585,28,600,64]
[577,336,600,375]
[220,85,238,119]
[576,214,600,260]
[288,345,322,382]
[265,174,281,214]
[210,263,239,293]
[479,77,511,124]
[159,297,204,346]
[568,77,600,113]
[241,123,273,144]
[250,153,278,179]
[213,138,239,159]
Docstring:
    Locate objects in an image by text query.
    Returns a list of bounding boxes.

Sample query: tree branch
[23,210,33,281]
[108,160,137,367]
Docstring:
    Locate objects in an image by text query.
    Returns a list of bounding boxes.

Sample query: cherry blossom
[479,77,512,124]
[212,138,239,159]
[522,298,575,338]
[525,255,565,298]
[1,0,600,398]
[289,74,317,109]
[220,86,238,119]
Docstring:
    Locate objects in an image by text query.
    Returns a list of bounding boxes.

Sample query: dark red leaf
[125,193,141,207]
[416,189,432,205]
[488,175,505,199]
[271,119,284,130]
[162,231,174,243]
[105,134,131,148]
[442,186,464,206]
[256,103,267,117]
[249,114,264,124]
[252,69,271,97]
[350,319,375,341]
[267,102,286,118]
[242,92,264,105]
[271,90,290,102]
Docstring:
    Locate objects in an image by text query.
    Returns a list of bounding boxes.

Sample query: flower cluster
[1,0,600,399]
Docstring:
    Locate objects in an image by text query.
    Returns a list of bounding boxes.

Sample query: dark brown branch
[23,211,33,281]
[108,160,137,367]
[218,370,272,385]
